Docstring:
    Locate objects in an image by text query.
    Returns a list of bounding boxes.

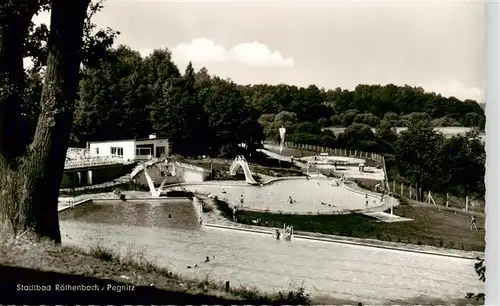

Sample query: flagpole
[279,126,286,166]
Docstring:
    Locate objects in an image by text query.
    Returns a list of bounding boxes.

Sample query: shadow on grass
[0,264,248,304]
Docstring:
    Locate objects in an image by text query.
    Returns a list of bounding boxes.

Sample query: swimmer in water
[275,229,281,240]
[205,256,210,262]
[222,188,227,194]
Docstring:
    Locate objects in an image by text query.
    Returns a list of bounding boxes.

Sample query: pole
[389,193,393,215]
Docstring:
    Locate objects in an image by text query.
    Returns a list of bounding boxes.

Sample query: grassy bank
[214,198,484,252]
[59,181,149,197]
[0,236,312,304]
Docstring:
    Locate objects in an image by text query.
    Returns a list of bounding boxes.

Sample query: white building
[87,134,169,162]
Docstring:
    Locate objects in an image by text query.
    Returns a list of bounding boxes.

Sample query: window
[111,147,124,156]
[155,146,165,158]
[135,144,153,156]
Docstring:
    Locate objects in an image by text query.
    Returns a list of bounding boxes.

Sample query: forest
[20,44,485,153]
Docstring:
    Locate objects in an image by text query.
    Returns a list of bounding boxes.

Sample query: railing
[130,163,146,179]
[64,156,125,169]
[58,197,75,207]
[130,159,168,179]
[265,141,384,163]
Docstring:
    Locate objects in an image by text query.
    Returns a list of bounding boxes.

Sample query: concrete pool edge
[168,178,391,214]
[204,223,480,260]
[57,196,193,212]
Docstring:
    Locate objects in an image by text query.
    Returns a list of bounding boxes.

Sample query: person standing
[470,215,478,230]
[232,206,238,222]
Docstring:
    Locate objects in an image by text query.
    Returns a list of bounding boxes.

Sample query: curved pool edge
[204,223,480,260]
[164,177,392,214]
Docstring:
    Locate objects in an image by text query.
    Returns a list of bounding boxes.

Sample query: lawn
[215,198,484,252]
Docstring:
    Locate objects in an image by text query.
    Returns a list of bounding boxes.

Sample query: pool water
[59,199,482,304]
[59,199,199,230]
[173,179,384,213]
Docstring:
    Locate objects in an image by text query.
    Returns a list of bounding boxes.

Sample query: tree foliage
[394,120,446,194]
[0,0,117,243]
[466,257,485,301]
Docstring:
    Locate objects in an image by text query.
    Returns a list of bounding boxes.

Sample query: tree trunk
[17,0,90,243]
[0,4,39,165]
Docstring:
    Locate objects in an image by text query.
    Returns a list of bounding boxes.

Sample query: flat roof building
[87,134,169,162]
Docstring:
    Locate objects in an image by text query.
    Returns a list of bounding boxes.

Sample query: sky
[33,0,485,102]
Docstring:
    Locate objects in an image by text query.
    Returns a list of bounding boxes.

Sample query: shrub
[198,198,214,213]
[88,244,115,261]
[165,190,194,198]
[274,286,311,304]
[213,198,234,219]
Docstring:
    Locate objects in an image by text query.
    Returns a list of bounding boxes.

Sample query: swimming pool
[166,178,389,214]
[59,199,482,304]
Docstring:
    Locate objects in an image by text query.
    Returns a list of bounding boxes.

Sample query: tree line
[0,0,485,243]
[22,44,486,155]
